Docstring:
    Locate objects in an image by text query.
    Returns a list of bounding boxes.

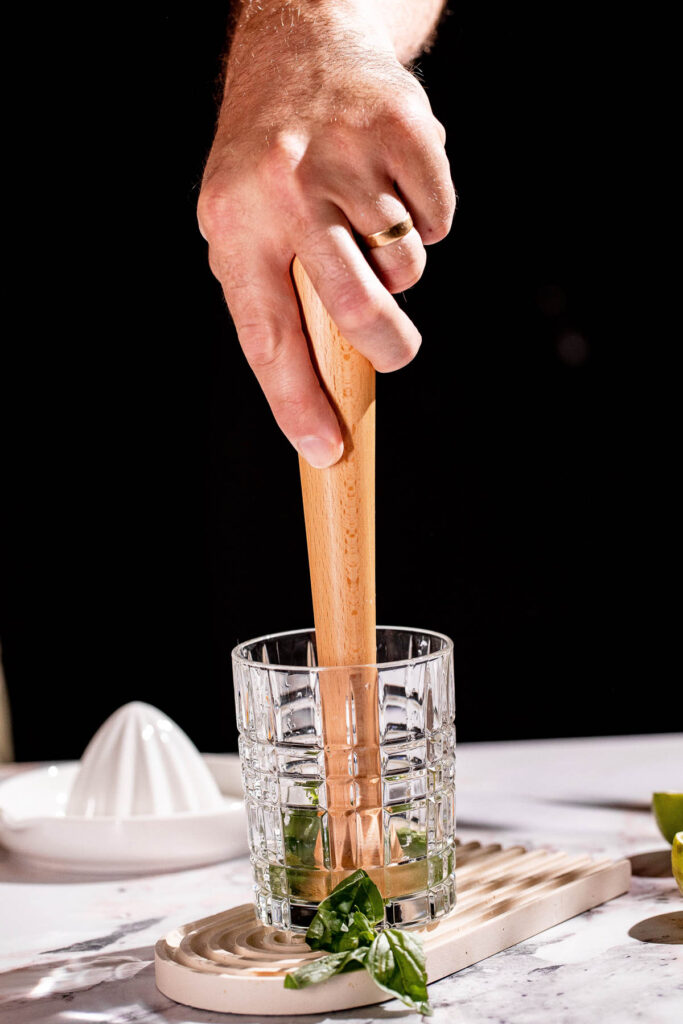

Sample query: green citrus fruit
[672,833,683,895]
[652,792,683,844]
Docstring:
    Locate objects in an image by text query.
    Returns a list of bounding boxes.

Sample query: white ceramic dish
[0,755,247,874]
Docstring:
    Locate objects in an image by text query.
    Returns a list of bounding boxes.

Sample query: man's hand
[198,0,455,467]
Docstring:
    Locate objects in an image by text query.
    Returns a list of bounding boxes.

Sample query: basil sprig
[284,869,432,1016]
[366,927,431,1015]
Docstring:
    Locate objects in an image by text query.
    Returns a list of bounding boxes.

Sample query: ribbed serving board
[155,839,631,1015]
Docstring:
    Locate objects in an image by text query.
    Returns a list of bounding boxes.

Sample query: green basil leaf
[337,910,375,951]
[284,946,368,989]
[353,875,386,925]
[396,825,428,859]
[306,905,343,950]
[305,869,384,952]
[366,929,432,1016]
[303,781,320,806]
[286,870,431,1016]
[338,946,369,972]
[284,951,348,989]
[283,808,322,868]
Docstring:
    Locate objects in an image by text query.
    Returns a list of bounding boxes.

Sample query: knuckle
[238,324,316,430]
[383,92,432,142]
[303,241,383,333]
[269,376,318,434]
[258,133,306,191]
[333,286,384,334]
[383,265,425,294]
[299,221,338,255]
[381,112,418,149]
[239,323,283,371]
[197,184,235,238]
[274,388,313,425]
[380,254,427,295]
[375,330,422,373]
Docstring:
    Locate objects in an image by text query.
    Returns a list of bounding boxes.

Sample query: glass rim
[231,624,453,673]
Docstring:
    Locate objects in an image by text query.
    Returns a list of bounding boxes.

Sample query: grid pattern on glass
[233,627,455,931]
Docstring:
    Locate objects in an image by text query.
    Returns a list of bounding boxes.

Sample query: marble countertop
[1,733,681,1023]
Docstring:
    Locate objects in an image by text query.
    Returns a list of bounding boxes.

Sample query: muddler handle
[293,257,383,877]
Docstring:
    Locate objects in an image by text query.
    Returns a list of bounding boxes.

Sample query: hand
[197,1,456,467]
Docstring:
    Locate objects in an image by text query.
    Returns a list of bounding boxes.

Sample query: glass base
[252,848,457,932]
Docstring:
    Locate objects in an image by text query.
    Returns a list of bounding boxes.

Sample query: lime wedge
[652,792,683,844]
[672,833,683,895]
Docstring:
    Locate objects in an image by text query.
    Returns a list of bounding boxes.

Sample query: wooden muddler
[293,258,383,880]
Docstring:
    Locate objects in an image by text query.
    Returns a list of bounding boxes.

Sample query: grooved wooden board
[155,840,631,1016]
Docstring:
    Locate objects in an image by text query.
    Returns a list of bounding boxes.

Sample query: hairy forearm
[226,0,447,71]
[368,0,447,62]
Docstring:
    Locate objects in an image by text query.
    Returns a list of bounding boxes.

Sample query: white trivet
[155,839,631,1015]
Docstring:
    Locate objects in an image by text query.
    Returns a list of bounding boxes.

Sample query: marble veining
[1,733,682,1023]
[42,917,164,956]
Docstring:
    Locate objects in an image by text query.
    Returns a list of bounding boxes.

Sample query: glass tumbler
[232,626,455,931]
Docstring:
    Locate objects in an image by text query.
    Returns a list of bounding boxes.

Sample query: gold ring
[364,215,414,249]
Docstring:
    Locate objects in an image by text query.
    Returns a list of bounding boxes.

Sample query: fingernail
[296,435,344,469]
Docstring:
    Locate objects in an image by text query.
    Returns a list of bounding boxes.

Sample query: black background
[1,6,674,760]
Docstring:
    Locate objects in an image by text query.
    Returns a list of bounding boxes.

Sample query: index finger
[213,247,345,467]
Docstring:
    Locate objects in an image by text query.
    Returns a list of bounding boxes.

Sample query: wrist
[321,0,397,52]
[226,0,397,77]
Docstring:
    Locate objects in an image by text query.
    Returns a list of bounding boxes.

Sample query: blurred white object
[66,702,224,817]
[0,703,247,873]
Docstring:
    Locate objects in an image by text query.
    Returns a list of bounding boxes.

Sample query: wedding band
[364,215,414,249]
